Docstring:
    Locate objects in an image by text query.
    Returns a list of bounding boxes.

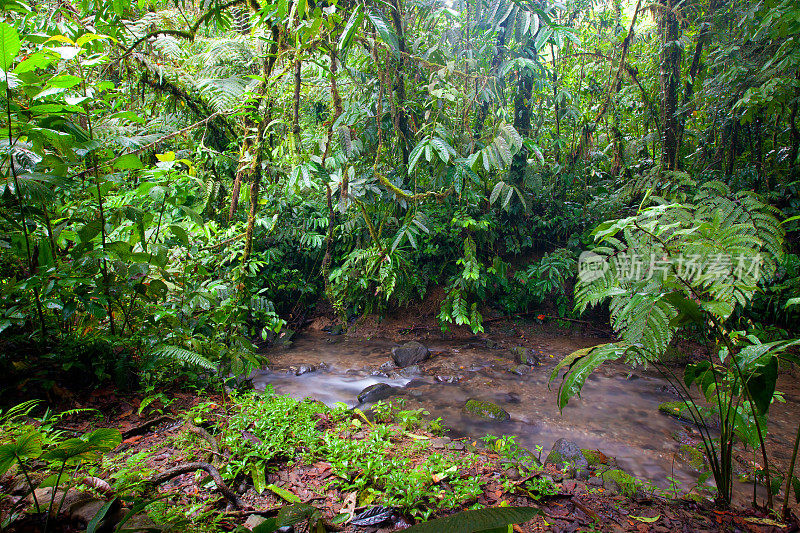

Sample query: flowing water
[252,332,800,497]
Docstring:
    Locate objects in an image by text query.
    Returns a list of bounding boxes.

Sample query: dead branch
[146,462,244,508]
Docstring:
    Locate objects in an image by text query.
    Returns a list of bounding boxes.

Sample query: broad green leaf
[252,517,280,533]
[408,139,427,174]
[13,50,56,73]
[46,74,83,88]
[489,181,505,205]
[41,428,121,465]
[0,430,44,475]
[551,343,619,411]
[403,506,540,532]
[0,23,21,71]
[251,464,267,494]
[86,499,116,533]
[169,224,189,245]
[266,483,300,503]
[338,6,364,52]
[366,10,399,56]
[114,154,144,170]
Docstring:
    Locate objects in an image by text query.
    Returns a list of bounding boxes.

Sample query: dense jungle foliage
[1,0,800,520]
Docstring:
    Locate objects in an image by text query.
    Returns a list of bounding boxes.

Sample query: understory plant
[0,400,122,531]
[551,181,800,509]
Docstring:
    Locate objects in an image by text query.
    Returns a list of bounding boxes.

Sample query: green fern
[151,344,217,370]
[555,182,784,400]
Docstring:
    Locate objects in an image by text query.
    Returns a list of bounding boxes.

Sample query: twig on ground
[146,462,245,508]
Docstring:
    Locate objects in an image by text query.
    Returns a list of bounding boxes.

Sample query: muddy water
[253,333,711,491]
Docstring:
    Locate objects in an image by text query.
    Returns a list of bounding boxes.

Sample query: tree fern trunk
[658,0,681,172]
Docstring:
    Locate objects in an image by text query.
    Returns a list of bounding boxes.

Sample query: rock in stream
[391,341,430,368]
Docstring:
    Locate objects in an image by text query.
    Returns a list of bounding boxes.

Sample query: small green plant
[0,401,122,532]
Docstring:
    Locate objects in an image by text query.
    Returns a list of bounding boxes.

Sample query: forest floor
[2,305,799,532]
[0,383,793,532]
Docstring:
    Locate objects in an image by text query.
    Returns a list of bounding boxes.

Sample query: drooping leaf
[339,6,364,52]
[0,22,20,71]
[366,10,399,56]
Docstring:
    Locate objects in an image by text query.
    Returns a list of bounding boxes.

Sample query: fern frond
[152,344,217,370]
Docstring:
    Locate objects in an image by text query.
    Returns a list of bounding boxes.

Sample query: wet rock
[588,476,604,487]
[483,338,500,349]
[512,365,531,376]
[391,341,430,368]
[505,346,541,366]
[430,437,451,449]
[677,444,707,471]
[327,323,345,335]
[123,513,159,532]
[293,365,316,376]
[399,365,421,377]
[371,371,388,377]
[581,449,611,468]
[463,399,510,421]
[504,467,521,480]
[357,383,398,403]
[600,469,640,498]
[404,379,427,388]
[379,360,397,372]
[69,498,108,524]
[435,375,460,383]
[545,439,589,476]
[658,401,719,427]
[504,392,520,404]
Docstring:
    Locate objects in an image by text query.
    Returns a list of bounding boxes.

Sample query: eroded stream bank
[253,331,702,492]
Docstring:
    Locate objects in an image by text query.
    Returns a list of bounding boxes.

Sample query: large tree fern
[552,181,799,507]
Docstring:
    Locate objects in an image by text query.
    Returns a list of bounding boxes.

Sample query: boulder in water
[391,341,430,368]
[357,383,398,404]
[293,365,316,376]
[508,346,541,366]
[463,399,510,421]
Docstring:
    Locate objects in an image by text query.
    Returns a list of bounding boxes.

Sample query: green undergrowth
[220,390,549,520]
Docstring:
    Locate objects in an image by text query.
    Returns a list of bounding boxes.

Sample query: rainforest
[1,0,800,530]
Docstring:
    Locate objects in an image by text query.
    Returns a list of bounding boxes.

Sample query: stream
[252,331,800,500]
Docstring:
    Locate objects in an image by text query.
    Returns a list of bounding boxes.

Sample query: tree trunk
[389,0,411,168]
[509,72,533,185]
[551,43,561,164]
[726,120,738,177]
[790,100,799,178]
[658,0,681,172]
[292,55,302,157]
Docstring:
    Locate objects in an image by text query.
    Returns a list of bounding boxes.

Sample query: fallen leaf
[340,491,357,523]
[744,517,786,527]
[265,483,300,503]
[630,514,660,523]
